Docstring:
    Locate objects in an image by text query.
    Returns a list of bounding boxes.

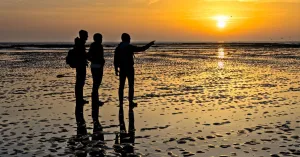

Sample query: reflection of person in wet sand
[114,33,155,108]
[68,124,105,157]
[114,106,135,156]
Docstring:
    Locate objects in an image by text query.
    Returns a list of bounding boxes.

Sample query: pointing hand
[149,41,155,46]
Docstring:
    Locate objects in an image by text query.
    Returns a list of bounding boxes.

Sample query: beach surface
[0,43,300,157]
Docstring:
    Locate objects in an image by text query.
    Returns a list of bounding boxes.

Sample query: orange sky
[0,0,299,42]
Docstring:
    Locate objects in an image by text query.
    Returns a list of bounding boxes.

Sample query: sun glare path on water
[218,48,225,58]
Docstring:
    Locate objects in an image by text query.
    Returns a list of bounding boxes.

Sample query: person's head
[93,33,102,43]
[79,30,88,41]
[121,33,131,43]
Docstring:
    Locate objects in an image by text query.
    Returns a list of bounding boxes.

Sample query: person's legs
[128,67,135,106]
[91,67,104,126]
[75,66,88,103]
[75,66,87,135]
[75,66,86,102]
[119,69,126,106]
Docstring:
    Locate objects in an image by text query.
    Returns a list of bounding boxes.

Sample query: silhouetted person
[114,105,135,156]
[114,33,155,108]
[87,33,105,133]
[74,30,89,136]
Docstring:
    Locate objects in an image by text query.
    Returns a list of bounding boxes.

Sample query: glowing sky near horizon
[0,0,299,42]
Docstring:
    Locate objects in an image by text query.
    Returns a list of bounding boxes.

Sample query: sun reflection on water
[218,61,224,69]
[218,48,225,59]
[218,48,225,69]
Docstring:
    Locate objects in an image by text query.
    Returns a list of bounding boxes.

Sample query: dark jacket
[74,37,87,67]
[87,42,105,65]
[114,42,152,70]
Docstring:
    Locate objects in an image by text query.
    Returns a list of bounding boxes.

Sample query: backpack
[66,48,77,68]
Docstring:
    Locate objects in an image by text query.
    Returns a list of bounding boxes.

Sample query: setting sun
[214,15,229,29]
[217,21,226,28]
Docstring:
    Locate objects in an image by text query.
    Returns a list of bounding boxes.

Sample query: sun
[217,21,226,28]
[214,15,229,29]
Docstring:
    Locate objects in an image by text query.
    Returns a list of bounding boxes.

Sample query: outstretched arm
[132,41,155,53]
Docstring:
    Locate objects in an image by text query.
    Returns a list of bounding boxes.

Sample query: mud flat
[0,44,299,156]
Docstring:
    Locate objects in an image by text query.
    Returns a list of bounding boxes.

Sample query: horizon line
[0,40,300,44]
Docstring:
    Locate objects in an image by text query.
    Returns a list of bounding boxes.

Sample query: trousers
[91,67,103,122]
[119,67,134,105]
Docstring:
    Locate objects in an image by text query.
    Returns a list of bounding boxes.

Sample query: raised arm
[132,41,155,53]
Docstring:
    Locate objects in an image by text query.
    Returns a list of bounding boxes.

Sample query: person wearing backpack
[114,33,155,108]
[87,33,105,135]
[74,30,89,136]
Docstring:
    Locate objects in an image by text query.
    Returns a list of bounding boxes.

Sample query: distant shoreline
[1,42,300,49]
[1,41,300,44]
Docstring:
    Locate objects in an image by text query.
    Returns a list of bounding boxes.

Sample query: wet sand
[0,44,300,156]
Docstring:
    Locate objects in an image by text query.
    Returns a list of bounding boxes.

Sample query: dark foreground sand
[0,45,300,157]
